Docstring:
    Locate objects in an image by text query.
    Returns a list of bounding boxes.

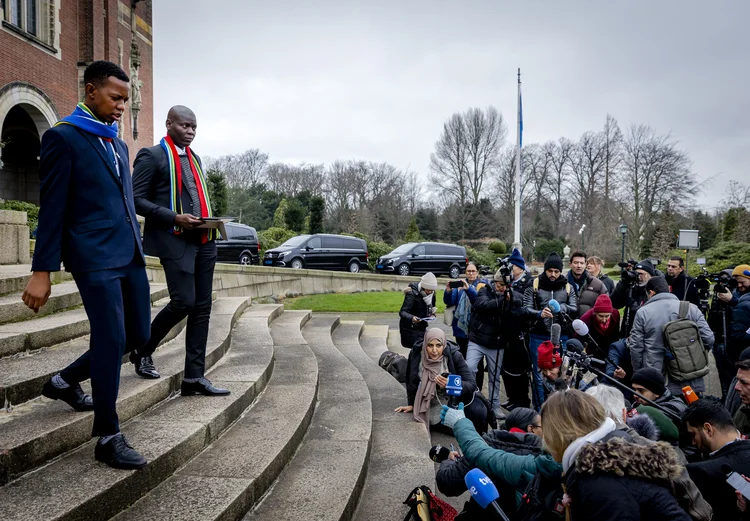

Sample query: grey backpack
[663,301,709,381]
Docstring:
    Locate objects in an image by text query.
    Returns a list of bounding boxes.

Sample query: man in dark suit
[22,61,151,469]
[130,106,229,397]
[684,399,750,521]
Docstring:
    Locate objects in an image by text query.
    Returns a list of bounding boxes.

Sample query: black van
[216,223,260,265]
[376,242,467,278]
[263,234,369,273]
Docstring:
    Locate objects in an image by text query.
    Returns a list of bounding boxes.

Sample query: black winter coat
[729,293,750,362]
[406,342,477,407]
[687,439,750,521]
[566,433,691,521]
[469,283,516,348]
[599,273,615,294]
[610,279,648,337]
[666,272,701,306]
[399,282,436,348]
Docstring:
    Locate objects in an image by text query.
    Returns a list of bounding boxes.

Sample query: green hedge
[258,227,298,254]
[0,200,39,236]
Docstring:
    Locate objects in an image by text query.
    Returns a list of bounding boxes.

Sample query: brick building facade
[0,0,153,204]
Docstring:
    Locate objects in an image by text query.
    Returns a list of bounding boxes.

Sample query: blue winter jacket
[443,278,486,338]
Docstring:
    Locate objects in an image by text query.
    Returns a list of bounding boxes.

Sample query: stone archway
[0,83,59,205]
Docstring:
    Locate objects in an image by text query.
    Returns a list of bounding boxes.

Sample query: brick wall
[0,0,154,165]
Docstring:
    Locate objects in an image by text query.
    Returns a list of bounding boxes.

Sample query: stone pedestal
[563,244,571,264]
[0,210,30,264]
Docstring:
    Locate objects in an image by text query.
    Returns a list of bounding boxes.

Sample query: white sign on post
[678,230,700,250]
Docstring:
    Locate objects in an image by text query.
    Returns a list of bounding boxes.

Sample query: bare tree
[204,148,269,190]
[602,114,622,201]
[430,106,507,239]
[544,138,574,236]
[266,162,325,196]
[617,125,696,257]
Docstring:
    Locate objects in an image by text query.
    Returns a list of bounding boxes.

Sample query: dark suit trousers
[142,241,217,379]
[60,256,151,437]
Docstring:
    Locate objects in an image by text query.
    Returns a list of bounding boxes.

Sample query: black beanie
[631,368,666,396]
[504,407,538,432]
[544,252,563,271]
[635,259,656,276]
[740,347,750,361]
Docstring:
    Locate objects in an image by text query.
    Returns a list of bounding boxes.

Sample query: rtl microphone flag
[572,319,588,336]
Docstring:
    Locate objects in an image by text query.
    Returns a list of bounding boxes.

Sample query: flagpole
[513,68,523,254]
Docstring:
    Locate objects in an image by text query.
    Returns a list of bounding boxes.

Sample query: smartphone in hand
[449,280,464,289]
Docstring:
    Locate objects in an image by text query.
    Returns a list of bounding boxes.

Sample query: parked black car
[216,223,260,265]
[375,242,467,278]
[263,234,369,273]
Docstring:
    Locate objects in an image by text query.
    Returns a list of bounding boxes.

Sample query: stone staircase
[0,274,434,520]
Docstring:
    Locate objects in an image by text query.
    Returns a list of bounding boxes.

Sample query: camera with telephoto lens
[618,261,640,286]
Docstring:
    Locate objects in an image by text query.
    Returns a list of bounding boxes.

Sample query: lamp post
[619,223,628,262]
[579,224,586,251]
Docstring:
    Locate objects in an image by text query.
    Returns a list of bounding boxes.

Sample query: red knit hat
[592,294,614,314]
[537,341,562,370]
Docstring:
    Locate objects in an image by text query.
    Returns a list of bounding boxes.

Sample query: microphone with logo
[429,444,452,463]
[464,468,511,521]
[547,298,561,315]
[444,373,463,409]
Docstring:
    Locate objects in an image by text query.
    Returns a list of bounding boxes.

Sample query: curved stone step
[0,302,274,521]
[358,324,390,363]
[244,315,372,521]
[0,282,81,325]
[0,283,168,358]
[0,299,174,407]
[112,308,318,521]
[0,297,251,486]
[333,321,435,520]
[0,267,72,297]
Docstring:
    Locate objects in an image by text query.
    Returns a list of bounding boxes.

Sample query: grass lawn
[284,290,447,313]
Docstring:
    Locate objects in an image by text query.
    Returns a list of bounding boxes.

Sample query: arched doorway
[1,105,42,204]
[0,83,59,205]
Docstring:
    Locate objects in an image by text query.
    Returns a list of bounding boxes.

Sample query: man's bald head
[166,105,197,148]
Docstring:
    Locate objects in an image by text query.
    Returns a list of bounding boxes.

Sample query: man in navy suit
[22,61,151,470]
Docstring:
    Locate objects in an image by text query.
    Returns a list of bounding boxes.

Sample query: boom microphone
[429,445,451,463]
[547,299,561,313]
[550,323,562,348]
[464,468,511,521]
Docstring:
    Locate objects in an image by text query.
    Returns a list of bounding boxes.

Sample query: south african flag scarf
[160,135,216,242]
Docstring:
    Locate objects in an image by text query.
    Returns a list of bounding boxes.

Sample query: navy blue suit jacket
[32,123,144,273]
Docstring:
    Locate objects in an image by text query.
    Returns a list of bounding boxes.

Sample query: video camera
[618,258,660,286]
[495,256,512,285]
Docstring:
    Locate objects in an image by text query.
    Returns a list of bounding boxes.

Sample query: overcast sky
[152,0,749,211]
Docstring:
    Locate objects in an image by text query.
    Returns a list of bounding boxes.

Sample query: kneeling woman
[395,328,484,431]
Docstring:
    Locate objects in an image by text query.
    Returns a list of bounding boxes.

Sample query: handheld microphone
[550,323,562,348]
[464,468,511,521]
[429,445,452,463]
[572,319,601,351]
[547,299,561,313]
[445,373,463,408]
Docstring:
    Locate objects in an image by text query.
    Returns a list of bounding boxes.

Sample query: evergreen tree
[206,171,228,216]
[404,216,423,242]
[273,199,289,228]
[308,196,325,234]
[284,199,306,232]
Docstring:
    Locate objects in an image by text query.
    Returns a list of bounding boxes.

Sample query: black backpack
[378,350,409,383]
[515,472,566,521]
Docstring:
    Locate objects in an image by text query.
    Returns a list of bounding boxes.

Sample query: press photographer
[728,265,750,363]
[468,260,522,418]
[610,259,656,336]
[707,268,739,401]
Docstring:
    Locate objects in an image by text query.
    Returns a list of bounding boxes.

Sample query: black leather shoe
[129,351,160,379]
[94,434,147,470]
[181,378,230,396]
[42,379,94,411]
